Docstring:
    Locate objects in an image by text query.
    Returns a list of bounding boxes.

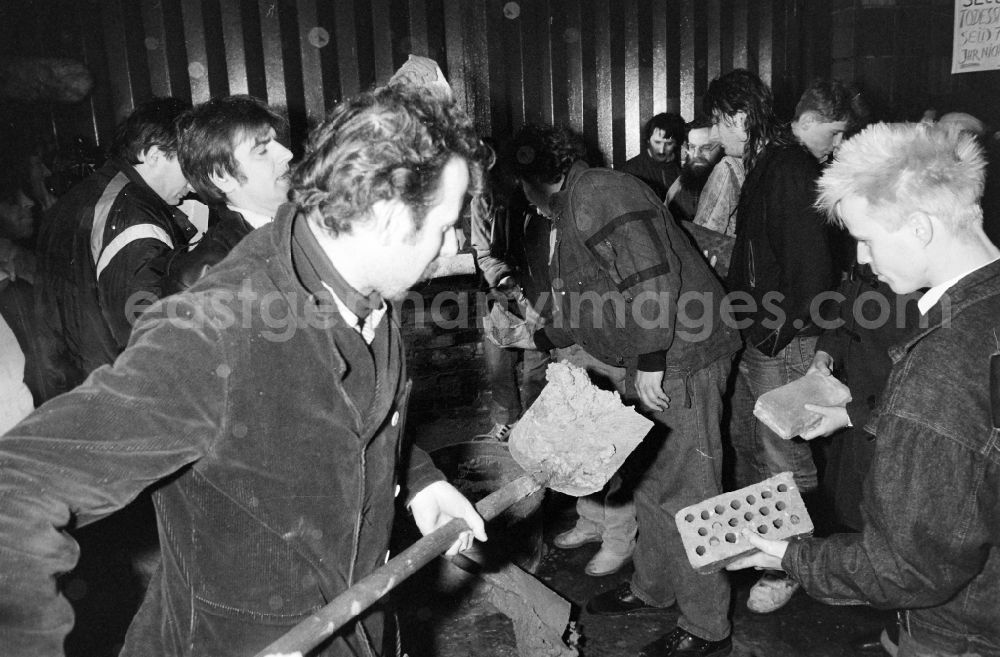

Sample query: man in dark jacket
[729,121,1000,657]
[710,76,855,614]
[0,85,489,657]
[620,112,687,201]
[800,263,923,531]
[34,97,197,399]
[510,123,741,657]
[470,174,552,442]
[163,95,293,294]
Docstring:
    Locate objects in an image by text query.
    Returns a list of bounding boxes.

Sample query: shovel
[253,361,652,657]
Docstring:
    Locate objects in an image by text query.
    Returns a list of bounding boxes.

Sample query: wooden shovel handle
[252,474,542,657]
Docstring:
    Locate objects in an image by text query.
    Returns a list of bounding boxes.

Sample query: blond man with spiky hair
[727,122,1000,657]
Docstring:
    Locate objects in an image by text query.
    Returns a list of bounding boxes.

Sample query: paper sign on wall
[953,0,1000,74]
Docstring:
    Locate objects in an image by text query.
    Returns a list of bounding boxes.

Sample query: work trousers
[553,345,638,556]
[484,337,550,425]
[736,335,820,492]
[558,344,733,641]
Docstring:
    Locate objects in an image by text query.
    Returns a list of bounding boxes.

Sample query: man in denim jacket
[0,86,488,657]
[729,122,1000,657]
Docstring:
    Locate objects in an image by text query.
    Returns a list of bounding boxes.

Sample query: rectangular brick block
[753,372,851,440]
[674,472,813,573]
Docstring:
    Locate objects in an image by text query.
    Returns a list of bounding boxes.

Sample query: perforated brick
[674,472,813,573]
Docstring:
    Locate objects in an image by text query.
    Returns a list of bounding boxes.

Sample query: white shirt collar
[321,282,387,345]
[917,257,1000,315]
[227,204,273,230]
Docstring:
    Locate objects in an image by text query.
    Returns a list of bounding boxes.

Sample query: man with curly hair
[508,122,741,657]
[728,121,1000,657]
[0,85,489,657]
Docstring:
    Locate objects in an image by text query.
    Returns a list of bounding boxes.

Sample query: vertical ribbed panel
[100,0,138,116]
[180,0,210,103]
[259,0,287,107]
[221,0,249,95]
[141,0,173,97]
[623,0,640,160]
[25,0,809,167]
[651,0,668,116]
[593,0,613,165]
[297,0,325,120]
[679,0,696,121]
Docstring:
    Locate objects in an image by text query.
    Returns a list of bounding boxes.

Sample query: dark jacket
[815,263,924,530]
[471,190,552,313]
[541,161,740,375]
[817,263,924,430]
[162,205,256,295]
[726,142,843,356]
[33,158,197,397]
[620,151,680,201]
[785,258,1000,656]
[0,206,443,657]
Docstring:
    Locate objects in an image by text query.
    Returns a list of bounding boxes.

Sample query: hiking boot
[552,526,602,550]
[585,545,633,576]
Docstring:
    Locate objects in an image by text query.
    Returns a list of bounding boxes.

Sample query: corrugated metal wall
[4,0,827,167]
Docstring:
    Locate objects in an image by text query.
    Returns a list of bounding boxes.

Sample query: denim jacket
[784,258,1000,656]
[543,162,740,374]
[0,207,442,657]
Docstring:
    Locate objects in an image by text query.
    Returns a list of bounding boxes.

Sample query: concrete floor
[396,415,896,657]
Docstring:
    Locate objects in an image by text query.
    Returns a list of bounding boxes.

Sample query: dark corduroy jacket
[0,206,442,657]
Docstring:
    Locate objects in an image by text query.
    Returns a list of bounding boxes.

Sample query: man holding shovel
[0,85,488,657]
[508,123,741,657]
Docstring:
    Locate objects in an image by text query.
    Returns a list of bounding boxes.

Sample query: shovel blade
[508,361,652,496]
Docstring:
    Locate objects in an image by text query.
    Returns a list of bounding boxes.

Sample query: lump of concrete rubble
[508,360,652,496]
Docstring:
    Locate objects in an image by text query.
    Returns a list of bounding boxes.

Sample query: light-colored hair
[816,122,987,234]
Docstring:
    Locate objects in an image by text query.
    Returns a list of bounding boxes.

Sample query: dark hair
[291,85,492,236]
[110,97,191,164]
[643,112,688,146]
[794,78,858,127]
[506,124,587,187]
[177,95,287,204]
[703,68,780,170]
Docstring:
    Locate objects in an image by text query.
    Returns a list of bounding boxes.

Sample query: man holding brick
[709,74,857,613]
[728,122,1000,657]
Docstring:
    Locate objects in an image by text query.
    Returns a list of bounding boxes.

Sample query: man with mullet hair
[163,94,293,293]
[727,122,1000,657]
[0,84,489,657]
[709,74,859,614]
